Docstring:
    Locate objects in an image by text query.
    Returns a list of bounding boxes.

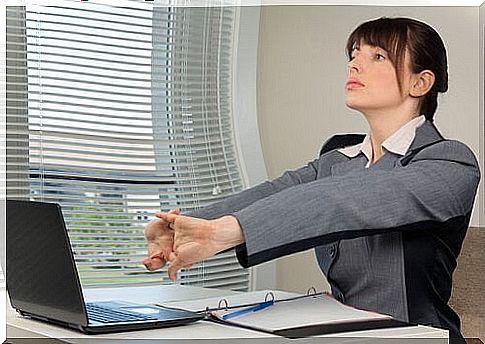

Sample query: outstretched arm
[157,140,480,277]
[233,141,480,267]
[185,159,321,220]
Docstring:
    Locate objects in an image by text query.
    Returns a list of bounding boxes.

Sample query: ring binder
[159,288,409,338]
[200,288,326,314]
[221,300,274,321]
[217,298,229,310]
[264,292,275,302]
[307,286,317,296]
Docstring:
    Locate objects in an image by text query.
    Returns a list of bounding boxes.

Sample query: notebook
[5,200,204,334]
[163,289,410,338]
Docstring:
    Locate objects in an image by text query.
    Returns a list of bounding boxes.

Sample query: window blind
[5,1,249,290]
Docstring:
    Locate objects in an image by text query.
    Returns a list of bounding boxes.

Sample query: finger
[169,208,180,215]
[147,242,163,257]
[148,253,166,270]
[167,259,194,281]
[142,255,165,271]
[168,258,185,281]
[155,211,168,219]
[168,208,180,230]
[161,243,174,262]
[142,257,152,269]
[173,229,182,251]
[155,212,179,224]
[144,219,162,240]
[155,211,178,222]
[155,208,180,216]
[143,257,156,271]
[168,251,177,262]
[153,209,179,222]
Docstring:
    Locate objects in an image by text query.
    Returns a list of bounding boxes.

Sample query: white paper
[213,293,392,332]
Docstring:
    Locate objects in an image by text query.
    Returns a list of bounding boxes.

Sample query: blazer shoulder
[411,139,479,167]
[318,147,351,164]
[314,147,352,179]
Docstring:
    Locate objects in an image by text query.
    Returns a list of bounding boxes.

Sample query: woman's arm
[184,158,321,219]
[143,156,322,272]
[233,140,480,267]
[157,140,480,276]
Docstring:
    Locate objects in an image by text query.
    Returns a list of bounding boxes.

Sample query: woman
[144,17,480,342]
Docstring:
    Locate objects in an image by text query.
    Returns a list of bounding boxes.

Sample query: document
[213,293,390,330]
[162,290,409,338]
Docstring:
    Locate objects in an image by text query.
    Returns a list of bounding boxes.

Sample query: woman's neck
[365,111,419,164]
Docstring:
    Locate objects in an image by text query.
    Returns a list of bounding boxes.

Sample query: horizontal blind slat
[7,4,245,289]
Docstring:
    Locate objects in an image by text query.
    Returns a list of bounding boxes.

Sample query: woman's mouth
[346,78,365,90]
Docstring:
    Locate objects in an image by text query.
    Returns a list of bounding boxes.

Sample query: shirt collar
[338,115,426,162]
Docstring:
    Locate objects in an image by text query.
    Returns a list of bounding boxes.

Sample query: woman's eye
[375,53,386,60]
[349,50,358,61]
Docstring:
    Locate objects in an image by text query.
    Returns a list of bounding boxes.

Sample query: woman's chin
[345,100,363,112]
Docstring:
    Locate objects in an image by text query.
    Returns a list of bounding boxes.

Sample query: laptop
[6,200,204,334]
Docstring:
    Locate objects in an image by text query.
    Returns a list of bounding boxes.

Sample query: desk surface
[7,285,449,343]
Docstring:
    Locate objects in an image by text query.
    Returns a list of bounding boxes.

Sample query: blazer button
[336,293,344,302]
[329,245,336,258]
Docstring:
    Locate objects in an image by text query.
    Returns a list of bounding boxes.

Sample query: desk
[6,285,449,343]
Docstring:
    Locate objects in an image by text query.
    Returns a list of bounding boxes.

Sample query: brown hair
[346,17,448,121]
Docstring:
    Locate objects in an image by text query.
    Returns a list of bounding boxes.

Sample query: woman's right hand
[155,213,244,281]
[142,208,180,271]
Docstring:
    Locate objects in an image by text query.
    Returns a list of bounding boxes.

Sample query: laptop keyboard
[86,303,158,323]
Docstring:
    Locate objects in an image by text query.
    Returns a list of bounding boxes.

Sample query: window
[5,2,249,290]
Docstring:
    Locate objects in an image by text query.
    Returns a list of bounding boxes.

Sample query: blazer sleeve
[233,140,481,267]
[184,158,320,219]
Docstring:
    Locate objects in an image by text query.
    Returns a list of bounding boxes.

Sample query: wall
[256,6,481,293]
[480,1,485,226]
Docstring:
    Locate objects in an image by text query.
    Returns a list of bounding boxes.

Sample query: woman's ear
[410,70,435,97]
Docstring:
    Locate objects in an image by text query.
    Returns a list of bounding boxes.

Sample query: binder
[161,288,409,338]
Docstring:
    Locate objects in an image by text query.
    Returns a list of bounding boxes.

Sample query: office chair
[319,134,365,156]
[449,227,484,342]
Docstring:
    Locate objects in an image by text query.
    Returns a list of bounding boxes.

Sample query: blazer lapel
[399,120,445,165]
[330,120,444,176]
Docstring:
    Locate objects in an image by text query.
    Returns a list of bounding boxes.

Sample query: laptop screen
[7,200,88,326]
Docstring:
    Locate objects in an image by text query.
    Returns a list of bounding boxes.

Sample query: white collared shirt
[338,115,426,168]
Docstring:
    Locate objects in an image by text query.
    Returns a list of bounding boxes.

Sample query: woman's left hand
[155,212,245,281]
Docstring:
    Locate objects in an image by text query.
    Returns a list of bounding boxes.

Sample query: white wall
[255,6,481,293]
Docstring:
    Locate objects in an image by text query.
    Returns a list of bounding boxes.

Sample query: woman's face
[345,43,413,115]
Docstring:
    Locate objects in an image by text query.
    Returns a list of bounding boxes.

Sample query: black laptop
[6,200,204,334]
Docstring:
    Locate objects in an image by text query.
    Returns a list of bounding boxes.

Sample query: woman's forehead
[351,41,387,50]
[350,29,404,47]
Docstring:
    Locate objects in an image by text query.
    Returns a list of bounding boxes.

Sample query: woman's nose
[348,59,361,73]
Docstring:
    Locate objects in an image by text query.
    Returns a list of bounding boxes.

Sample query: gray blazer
[188,120,480,340]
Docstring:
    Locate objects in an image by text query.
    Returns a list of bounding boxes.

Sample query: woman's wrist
[212,215,245,252]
